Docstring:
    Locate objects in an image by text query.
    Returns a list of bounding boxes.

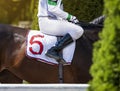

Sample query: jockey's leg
[46,33,73,64]
[39,18,84,64]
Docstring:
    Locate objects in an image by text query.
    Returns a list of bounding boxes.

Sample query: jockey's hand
[69,16,79,24]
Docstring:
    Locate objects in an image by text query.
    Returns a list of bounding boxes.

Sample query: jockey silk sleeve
[47,0,71,20]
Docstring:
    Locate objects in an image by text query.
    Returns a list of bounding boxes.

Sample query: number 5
[29,35,44,55]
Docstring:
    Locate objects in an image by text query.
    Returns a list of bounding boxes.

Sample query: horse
[0,21,103,83]
[0,69,22,83]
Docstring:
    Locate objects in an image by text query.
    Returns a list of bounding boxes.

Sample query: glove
[69,16,79,24]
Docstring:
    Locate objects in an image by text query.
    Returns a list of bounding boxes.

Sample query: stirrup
[46,52,67,65]
[57,57,67,65]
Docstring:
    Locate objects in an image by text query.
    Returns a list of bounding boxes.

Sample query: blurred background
[0,0,36,28]
[0,0,103,29]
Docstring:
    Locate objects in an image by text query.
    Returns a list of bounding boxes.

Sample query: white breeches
[38,18,84,40]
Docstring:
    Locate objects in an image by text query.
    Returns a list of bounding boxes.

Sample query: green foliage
[30,0,39,30]
[0,0,18,23]
[12,0,32,24]
[0,0,32,24]
[63,0,104,22]
[89,0,120,91]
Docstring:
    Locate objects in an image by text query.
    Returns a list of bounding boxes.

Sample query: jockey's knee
[76,26,84,39]
[69,26,84,40]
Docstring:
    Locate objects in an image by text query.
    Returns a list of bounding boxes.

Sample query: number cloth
[26,31,75,65]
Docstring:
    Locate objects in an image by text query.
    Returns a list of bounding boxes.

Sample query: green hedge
[63,0,103,22]
[89,0,120,91]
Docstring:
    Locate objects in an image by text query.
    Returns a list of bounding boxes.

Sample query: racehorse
[0,20,103,83]
[0,69,22,83]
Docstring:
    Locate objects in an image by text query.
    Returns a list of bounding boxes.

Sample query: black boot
[45,33,73,64]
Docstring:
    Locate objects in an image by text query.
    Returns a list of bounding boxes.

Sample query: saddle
[26,30,76,65]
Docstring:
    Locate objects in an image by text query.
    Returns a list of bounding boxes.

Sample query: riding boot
[45,33,73,64]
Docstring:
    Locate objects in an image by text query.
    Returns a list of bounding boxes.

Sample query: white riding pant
[38,17,84,40]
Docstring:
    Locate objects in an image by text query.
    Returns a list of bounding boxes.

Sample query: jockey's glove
[69,16,79,24]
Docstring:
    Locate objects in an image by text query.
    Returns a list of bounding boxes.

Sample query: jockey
[38,0,84,64]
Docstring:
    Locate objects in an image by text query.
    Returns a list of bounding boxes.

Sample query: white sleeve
[47,0,72,20]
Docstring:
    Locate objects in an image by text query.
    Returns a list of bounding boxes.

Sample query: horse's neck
[76,36,93,50]
[1,26,27,70]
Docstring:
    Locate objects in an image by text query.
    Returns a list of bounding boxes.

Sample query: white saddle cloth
[26,30,76,65]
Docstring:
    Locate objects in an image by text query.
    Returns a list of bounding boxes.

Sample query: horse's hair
[0,33,13,58]
[0,30,14,41]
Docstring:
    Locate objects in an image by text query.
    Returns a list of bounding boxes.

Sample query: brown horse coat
[0,23,102,83]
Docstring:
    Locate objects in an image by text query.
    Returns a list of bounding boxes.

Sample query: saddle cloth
[26,30,76,65]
